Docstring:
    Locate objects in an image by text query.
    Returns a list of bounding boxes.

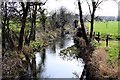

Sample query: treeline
[1,1,76,78]
[1,2,74,52]
[75,14,117,21]
[2,2,46,51]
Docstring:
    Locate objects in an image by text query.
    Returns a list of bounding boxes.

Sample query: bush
[30,41,42,51]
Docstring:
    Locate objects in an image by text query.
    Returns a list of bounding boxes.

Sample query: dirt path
[81,47,118,80]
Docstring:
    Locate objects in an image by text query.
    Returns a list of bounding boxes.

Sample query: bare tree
[26,2,38,45]
[78,0,89,45]
[18,2,30,50]
[39,9,47,31]
[2,2,7,49]
[1,2,15,51]
[85,0,107,39]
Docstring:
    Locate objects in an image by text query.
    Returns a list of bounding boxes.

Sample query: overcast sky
[43,0,119,17]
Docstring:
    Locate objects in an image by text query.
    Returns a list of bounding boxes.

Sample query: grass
[87,21,119,63]
[94,21,118,35]
[87,21,118,40]
[96,40,118,64]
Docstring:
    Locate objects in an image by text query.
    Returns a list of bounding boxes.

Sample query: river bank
[78,43,118,80]
[2,28,60,79]
[2,24,76,79]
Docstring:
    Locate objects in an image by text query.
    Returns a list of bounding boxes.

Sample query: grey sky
[43,0,119,17]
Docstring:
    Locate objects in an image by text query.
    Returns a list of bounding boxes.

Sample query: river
[35,34,85,78]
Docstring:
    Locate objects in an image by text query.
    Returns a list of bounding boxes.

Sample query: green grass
[87,21,118,40]
[107,41,118,61]
[87,21,119,62]
[93,21,119,61]
[96,41,118,62]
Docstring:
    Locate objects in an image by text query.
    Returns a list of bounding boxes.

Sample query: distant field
[87,21,119,62]
[87,21,119,39]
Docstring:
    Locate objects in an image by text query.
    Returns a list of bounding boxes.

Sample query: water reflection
[31,56,37,79]
[47,41,56,54]
[18,55,38,80]
[59,36,65,49]
[36,34,84,78]
[41,48,46,66]
[36,48,46,78]
[51,41,56,53]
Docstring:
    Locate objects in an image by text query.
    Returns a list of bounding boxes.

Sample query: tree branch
[11,7,22,17]
[96,0,100,6]
[86,0,92,15]
[21,2,25,11]
[96,0,104,7]
[42,0,48,5]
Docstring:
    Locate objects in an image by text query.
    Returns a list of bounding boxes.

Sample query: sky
[43,0,119,17]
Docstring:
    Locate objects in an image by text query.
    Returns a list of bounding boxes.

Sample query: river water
[35,34,85,78]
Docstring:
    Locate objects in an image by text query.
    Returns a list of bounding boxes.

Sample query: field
[87,21,119,40]
[87,21,119,63]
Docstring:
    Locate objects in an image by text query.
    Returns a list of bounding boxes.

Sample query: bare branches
[84,0,105,38]
[21,2,25,11]
[86,0,92,15]
[10,7,22,17]
[78,1,89,44]
[42,0,48,5]
[85,0,105,16]
[95,0,104,7]
[96,0,100,5]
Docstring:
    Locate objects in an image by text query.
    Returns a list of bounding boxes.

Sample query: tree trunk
[90,10,95,39]
[2,2,7,49]
[32,4,37,41]
[43,21,45,31]
[90,2,96,39]
[41,10,46,31]
[18,18,26,50]
[25,10,32,45]
[18,2,29,50]
[6,18,15,50]
[2,3,14,50]
[31,57,37,79]
[78,1,89,45]
[27,4,37,45]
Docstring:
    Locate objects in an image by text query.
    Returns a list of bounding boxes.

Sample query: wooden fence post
[106,35,109,47]
[74,20,78,28]
[96,32,100,43]
[93,32,95,40]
